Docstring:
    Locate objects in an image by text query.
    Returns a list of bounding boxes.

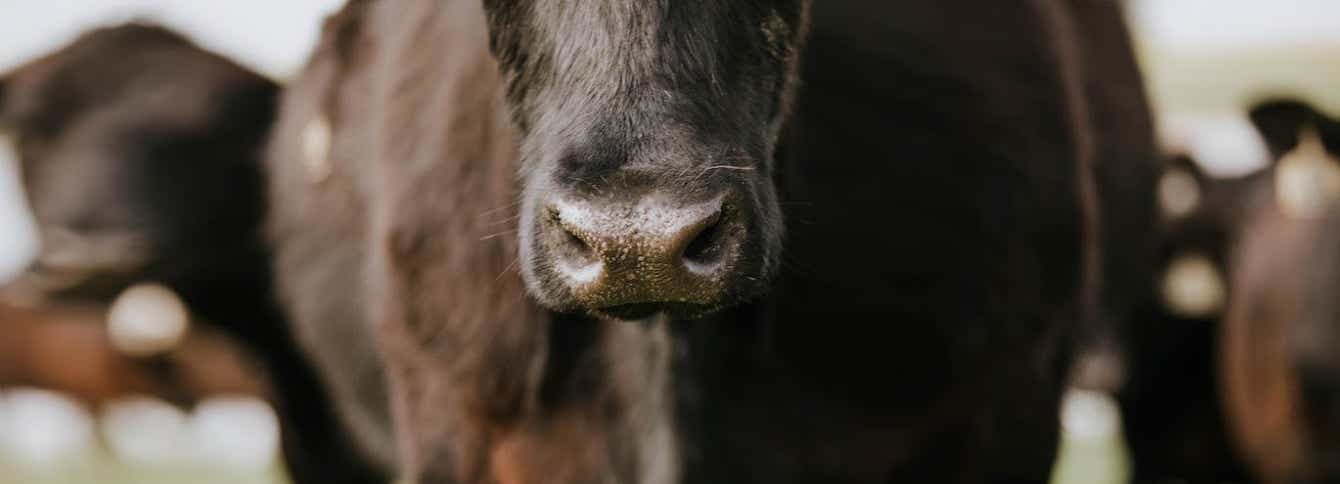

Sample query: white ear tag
[301,115,333,184]
[1159,167,1201,219]
[1161,252,1227,319]
[106,283,191,358]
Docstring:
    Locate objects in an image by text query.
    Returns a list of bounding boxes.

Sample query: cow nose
[547,195,738,317]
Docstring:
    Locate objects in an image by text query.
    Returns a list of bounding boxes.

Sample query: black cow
[1117,99,1340,484]
[1220,99,1340,484]
[1117,149,1259,483]
[0,23,386,484]
[266,0,1149,482]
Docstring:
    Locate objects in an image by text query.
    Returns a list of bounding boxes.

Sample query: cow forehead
[491,0,802,72]
[487,0,806,160]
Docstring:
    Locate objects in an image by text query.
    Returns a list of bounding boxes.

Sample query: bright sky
[0,0,345,79]
[1,1,1338,76]
[0,1,341,276]
[1128,0,1340,50]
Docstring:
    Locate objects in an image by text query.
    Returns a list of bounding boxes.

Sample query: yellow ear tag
[1159,167,1201,219]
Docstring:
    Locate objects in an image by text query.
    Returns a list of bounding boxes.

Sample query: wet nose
[546,194,739,317]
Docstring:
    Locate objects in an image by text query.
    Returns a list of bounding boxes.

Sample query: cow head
[0,24,276,301]
[482,0,810,319]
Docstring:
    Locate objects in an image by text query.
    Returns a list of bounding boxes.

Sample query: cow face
[1156,154,1231,320]
[482,0,810,320]
[0,24,276,301]
[1153,99,1340,322]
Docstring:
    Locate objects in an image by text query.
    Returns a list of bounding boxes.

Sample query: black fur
[483,0,807,315]
[266,1,1149,482]
[1118,151,1256,483]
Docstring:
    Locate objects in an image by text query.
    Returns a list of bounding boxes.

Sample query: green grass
[1051,427,1130,484]
[1,434,1123,484]
[1,421,1127,484]
[0,452,287,484]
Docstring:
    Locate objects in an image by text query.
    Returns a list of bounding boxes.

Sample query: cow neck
[360,2,680,482]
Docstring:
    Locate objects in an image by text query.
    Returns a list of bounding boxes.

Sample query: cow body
[0,24,385,484]
[267,0,1148,482]
[706,2,1099,481]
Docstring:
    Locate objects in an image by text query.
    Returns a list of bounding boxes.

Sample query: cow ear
[1316,108,1340,159]
[0,77,8,126]
[1249,98,1317,159]
[1159,154,1206,219]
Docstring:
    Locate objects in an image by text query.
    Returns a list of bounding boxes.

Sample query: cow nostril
[682,214,725,268]
[550,210,597,265]
[559,223,595,260]
[544,195,739,311]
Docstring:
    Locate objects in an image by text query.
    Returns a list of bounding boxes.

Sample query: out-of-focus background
[0,1,1336,483]
[1130,0,1340,178]
[0,4,341,483]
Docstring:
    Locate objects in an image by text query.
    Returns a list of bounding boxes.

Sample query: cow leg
[273,385,390,484]
[968,324,1070,484]
[973,383,1065,484]
[254,339,391,484]
[885,393,1063,484]
[384,359,478,484]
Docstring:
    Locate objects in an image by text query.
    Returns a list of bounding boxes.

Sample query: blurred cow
[1218,98,1340,484]
[1118,98,1340,484]
[0,23,383,483]
[1116,149,1260,483]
